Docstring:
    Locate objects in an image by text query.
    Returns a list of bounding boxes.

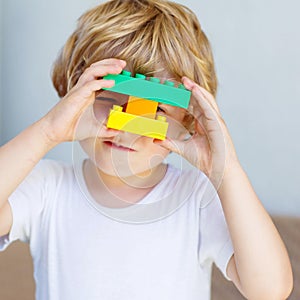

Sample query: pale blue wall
[1,0,300,216]
[0,1,3,142]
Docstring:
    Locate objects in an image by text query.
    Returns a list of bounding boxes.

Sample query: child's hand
[154,77,240,188]
[42,58,126,144]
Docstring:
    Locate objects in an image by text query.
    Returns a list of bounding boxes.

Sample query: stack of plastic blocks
[102,70,191,140]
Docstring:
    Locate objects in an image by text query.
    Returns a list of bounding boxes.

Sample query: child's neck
[83,159,168,208]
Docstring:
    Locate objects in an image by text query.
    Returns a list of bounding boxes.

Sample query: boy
[0,0,293,299]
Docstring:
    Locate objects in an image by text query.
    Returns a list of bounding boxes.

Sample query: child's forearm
[218,162,293,299]
[0,118,56,209]
[0,59,126,211]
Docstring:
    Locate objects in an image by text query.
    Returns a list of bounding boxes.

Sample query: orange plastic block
[125,96,158,119]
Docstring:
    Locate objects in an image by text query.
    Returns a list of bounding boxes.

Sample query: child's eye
[157,106,165,113]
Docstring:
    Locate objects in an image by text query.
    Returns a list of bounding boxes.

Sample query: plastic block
[102,71,191,109]
[107,105,168,140]
[125,96,158,118]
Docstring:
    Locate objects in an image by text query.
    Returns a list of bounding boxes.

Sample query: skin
[79,90,186,207]
[0,58,293,299]
[155,77,294,299]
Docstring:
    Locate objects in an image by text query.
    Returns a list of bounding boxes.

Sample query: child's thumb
[153,137,185,156]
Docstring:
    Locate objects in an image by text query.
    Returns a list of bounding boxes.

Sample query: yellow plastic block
[125,96,158,119]
[107,105,168,140]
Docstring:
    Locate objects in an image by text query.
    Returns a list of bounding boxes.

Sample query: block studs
[149,77,160,83]
[156,115,167,122]
[121,70,131,77]
[164,80,175,87]
[112,105,123,112]
[135,73,146,79]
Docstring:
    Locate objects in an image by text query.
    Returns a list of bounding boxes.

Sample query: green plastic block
[102,71,191,109]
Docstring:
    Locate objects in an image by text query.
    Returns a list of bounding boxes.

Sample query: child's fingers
[89,58,126,68]
[96,126,120,139]
[153,137,185,156]
[76,58,126,87]
[190,86,219,123]
[182,76,221,115]
[72,104,119,140]
[79,123,118,141]
[180,77,227,155]
[61,79,115,135]
[153,135,207,170]
[76,62,123,88]
[46,77,116,143]
[70,79,115,107]
[194,114,207,136]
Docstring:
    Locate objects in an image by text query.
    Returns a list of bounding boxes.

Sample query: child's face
[79,90,188,178]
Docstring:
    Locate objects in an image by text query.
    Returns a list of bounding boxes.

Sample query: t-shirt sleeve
[0,160,50,251]
[198,178,234,281]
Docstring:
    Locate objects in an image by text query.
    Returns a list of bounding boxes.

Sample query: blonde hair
[52,0,217,132]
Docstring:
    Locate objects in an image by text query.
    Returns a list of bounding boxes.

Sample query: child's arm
[154,77,293,299]
[0,58,126,237]
[218,163,292,299]
[0,120,57,236]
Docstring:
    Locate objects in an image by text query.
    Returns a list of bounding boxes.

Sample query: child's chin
[95,160,156,179]
[93,160,134,177]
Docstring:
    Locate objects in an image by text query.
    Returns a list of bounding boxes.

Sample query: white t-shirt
[0,159,234,300]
